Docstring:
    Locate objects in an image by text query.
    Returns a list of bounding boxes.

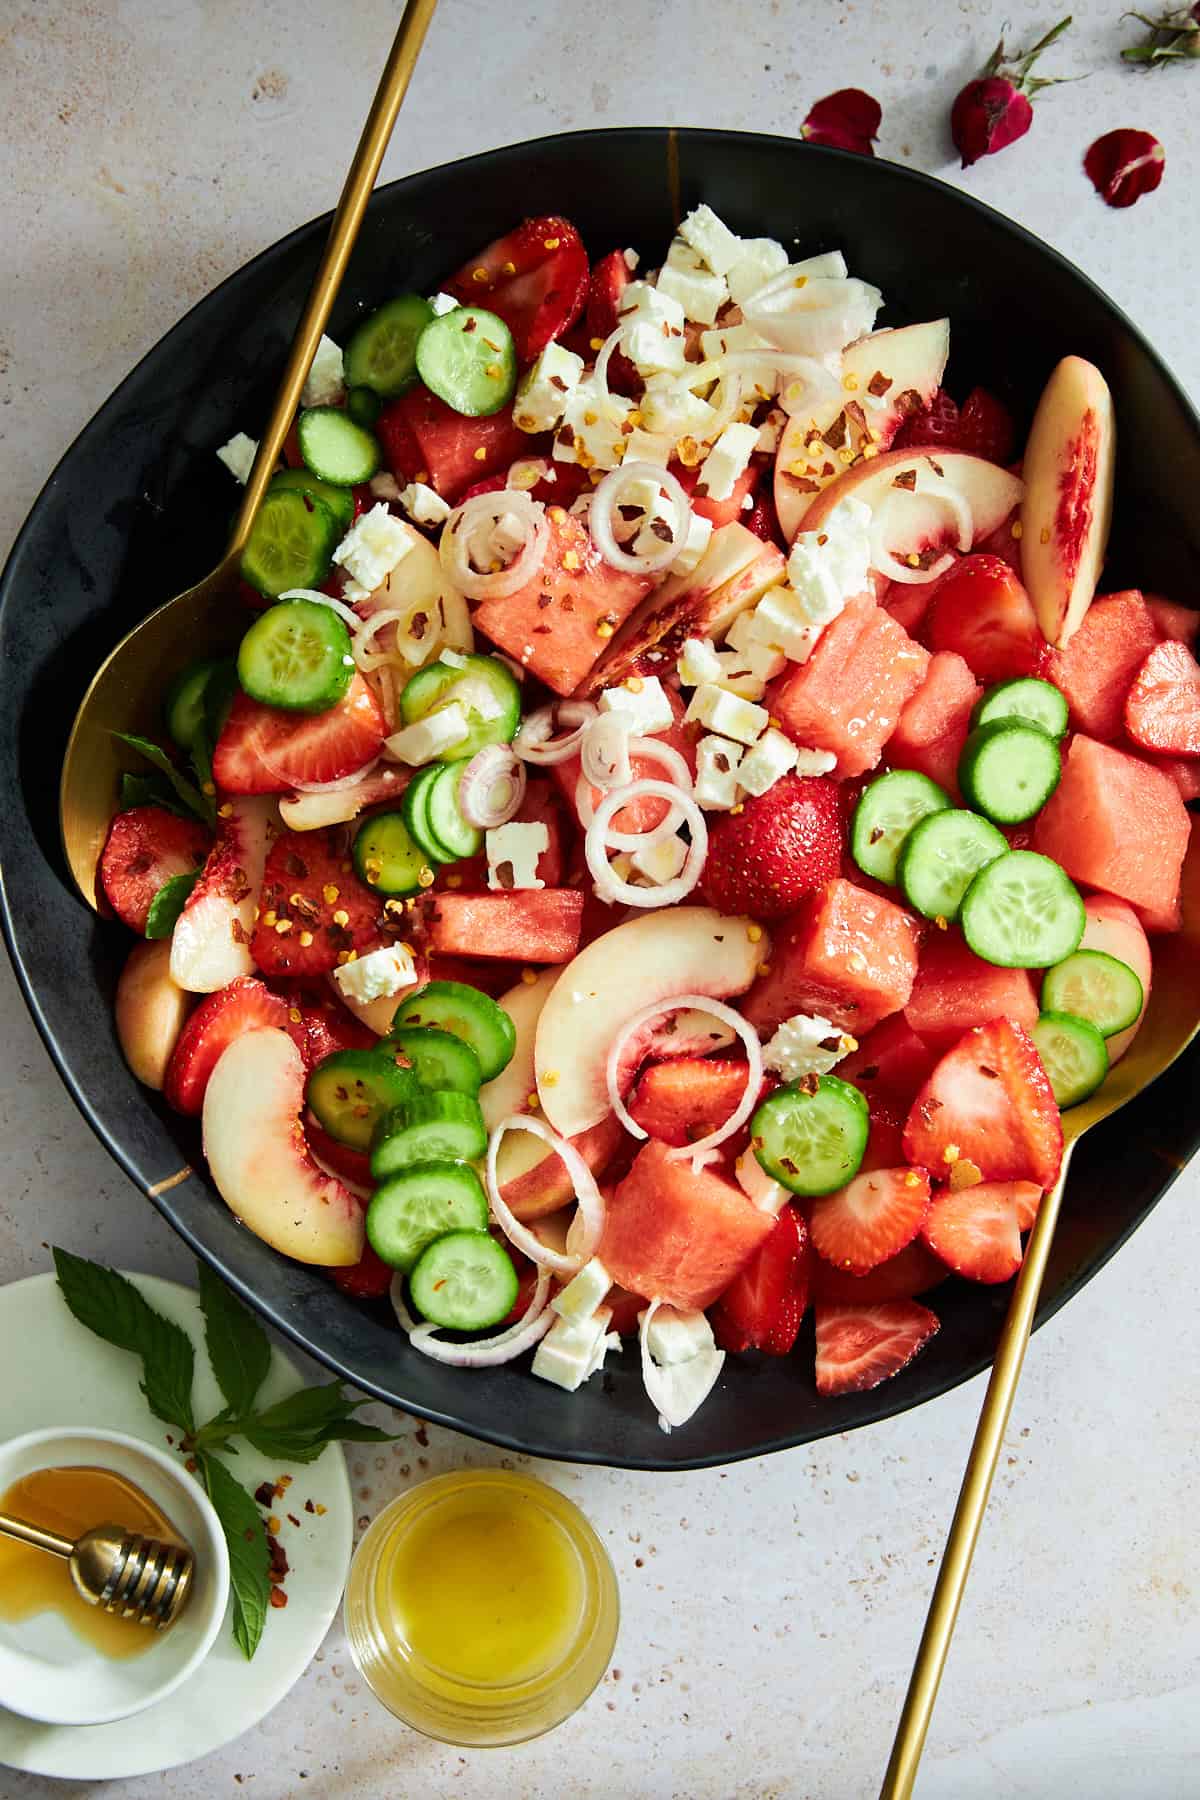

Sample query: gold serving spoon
[0,1508,194,1629]
[881,833,1200,1798]
[59,0,438,910]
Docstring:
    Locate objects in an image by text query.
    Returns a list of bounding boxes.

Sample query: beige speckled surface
[2,2,1198,1795]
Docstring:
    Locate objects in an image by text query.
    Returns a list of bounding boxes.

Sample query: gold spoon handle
[0,1510,75,1560]
[228,0,439,558]
[879,1143,1075,1799]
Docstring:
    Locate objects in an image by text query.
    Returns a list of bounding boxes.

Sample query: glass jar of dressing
[344,1469,619,1746]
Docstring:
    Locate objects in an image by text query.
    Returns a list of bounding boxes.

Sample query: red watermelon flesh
[838,1014,938,1111]
[904,930,1038,1055]
[886,650,981,801]
[743,877,920,1038]
[552,683,698,837]
[1042,590,1160,742]
[1146,595,1200,644]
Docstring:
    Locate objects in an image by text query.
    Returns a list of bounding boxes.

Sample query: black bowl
[3,129,1199,1470]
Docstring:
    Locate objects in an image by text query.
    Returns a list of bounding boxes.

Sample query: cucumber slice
[387,1025,483,1095]
[353,811,434,897]
[415,306,517,418]
[750,1075,870,1198]
[408,1229,519,1331]
[1041,949,1144,1038]
[960,850,1086,969]
[852,769,951,886]
[971,676,1069,741]
[366,1162,489,1272]
[399,654,522,763]
[958,721,1062,825]
[269,464,355,531]
[425,761,484,860]
[306,1049,417,1152]
[164,659,224,751]
[344,295,434,400]
[1030,1011,1109,1108]
[392,980,516,1081]
[297,405,381,485]
[203,659,240,743]
[240,487,339,599]
[370,1089,489,1180]
[401,765,457,864]
[237,598,354,714]
[898,808,1009,923]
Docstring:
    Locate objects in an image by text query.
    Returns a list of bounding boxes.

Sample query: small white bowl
[0,1426,230,1726]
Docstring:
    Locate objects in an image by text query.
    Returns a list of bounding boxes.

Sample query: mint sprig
[111,731,216,827]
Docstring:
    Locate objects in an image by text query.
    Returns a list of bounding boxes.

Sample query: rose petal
[802,88,882,157]
[950,77,1033,168]
[1084,129,1166,210]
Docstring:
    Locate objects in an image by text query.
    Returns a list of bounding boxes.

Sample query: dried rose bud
[950,16,1072,168]
[801,89,882,156]
[1121,5,1200,68]
[1084,129,1166,208]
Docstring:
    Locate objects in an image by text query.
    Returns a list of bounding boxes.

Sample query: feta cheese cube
[598,674,675,736]
[624,317,687,376]
[429,291,459,315]
[384,703,469,765]
[786,496,873,626]
[762,1012,856,1081]
[694,734,745,810]
[742,640,787,683]
[676,636,722,688]
[792,746,838,777]
[749,587,820,664]
[723,610,759,656]
[678,203,743,276]
[554,379,632,471]
[333,503,416,604]
[697,422,759,503]
[369,471,402,501]
[621,426,676,468]
[671,510,713,575]
[726,237,790,305]
[617,280,685,334]
[552,1257,612,1323]
[712,652,766,702]
[486,820,549,891]
[655,259,728,326]
[532,1307,615,1392]
[665,235,704,273]
[514,341,586,434]
[639,372,720,440]
[631,833,687,885]
[698,323,778,401]
[633,490,684,560]
[737,727,799,797]
[333,943,419,1006]
[686,683,769,745]
[216,431,257,484]
[623,247,640,271]
[398,481,451,528]
[300,333,344,408]
[735,1145,791,1216]
[644,1304,717,1366]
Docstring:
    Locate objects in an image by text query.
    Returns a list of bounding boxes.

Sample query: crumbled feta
[678,203,743,276]
[300,333,344,409]
[641,1303,724,1433]
[552,1257,612,1324]
[694,734,745,809]
[762,1012,857,1081]
[554,378,633,472]
[726,237,790,305]
[439,648,468,669]
[448,676,504,722]
[384,704,469,765]
[532,1307,615,1392]
[624,317,688,376]
[686,682,769,746]
[216,431,257,484]
[734,1146,791,1216]
[621,425,676,468]
[655,257,728,327]
[748,587,821,664]
[737,727,799,796]
[639,372,720,441]
[598,675,675,736]
[632,489,685,560]
[697,422,759,503]
[486,820,549,891]
[677,636,723,688]
[429,291,459,315]
[671,509,713,575]
[712,652,765,702]
[333,943,419,1006]
[397,481,451,528]
[665,235,704,273]
[618,279,685,334]
[741,640,788,683]
[723,610,758,656]
[514,341,586,434]
[786,496,873,627]
[333,503,415,604]
[369,471,402,502]
[489,511,529,562]
[622,247,640,272]
[644,1304,717,1366]
[698,323,778,401]
[631,833,688,885]
[792,746,838,776]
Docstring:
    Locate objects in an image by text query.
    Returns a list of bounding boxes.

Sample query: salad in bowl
[101,201,1197,1434]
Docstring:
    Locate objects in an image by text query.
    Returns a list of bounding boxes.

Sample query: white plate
[0,1271,353,1780]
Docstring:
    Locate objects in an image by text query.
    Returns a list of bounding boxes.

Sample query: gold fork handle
[228,0,439,558]
[879,1143,1075,1799]
[0,1511,75,1559]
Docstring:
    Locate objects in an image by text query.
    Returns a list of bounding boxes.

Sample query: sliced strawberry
[814,1299,940,1396]
[331,1244,394,1301]
[282,988,375,1068]
[809,1166,931,1275]
[711,1205,811,1356]
[163,976,287,1115]
[924,554,1044,683]
[586,248,640,395]
[921,1180,1030,1283]
[98,805,211,935]
[891,387,960,452]
[956,387,1016,464]
[1124,639,1200,755]
[698,775,843,921]
[444,216,589,364]
[626,1057,758,1149]
[742,487,785,549]
[376,387,533,503]
[811,1237,949,1305]
[213,675,386,796]
[306,1117,374,1190]
[252,831,385,979]
[903,1018,1063,1188]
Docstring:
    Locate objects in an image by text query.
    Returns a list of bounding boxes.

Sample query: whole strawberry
[951,16,1072,168]
[699,774,843,921]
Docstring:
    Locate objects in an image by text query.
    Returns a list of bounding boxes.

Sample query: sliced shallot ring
[603,992,763,1160]
[280,588,362,631]
[589,462,692,576]
[590,326,628,398]
[440,489,548,602]
[351,607,412,670]
[639,1298,725,1433]
[390,1267,555,1367]
[458,745,526,828]
[574,737,692,850]
[485,1115,607,1276]
[660,359,744,438]
[580,714,634,790]
[286,757,381,796]
[586,779,708,909]
[513,699,598,766]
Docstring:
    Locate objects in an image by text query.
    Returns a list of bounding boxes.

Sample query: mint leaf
[53,1248,195,1434]
[144,870,201,939]
[119,770,195,818]
[112,732,215,826]
[240,1381,395,1463]
[196,1450,270,1660]
[196,1263,272,1421]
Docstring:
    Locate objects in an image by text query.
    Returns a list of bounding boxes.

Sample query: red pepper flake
[867,371,892,397]
[1084,128,1166,207]
[801,88,882,156]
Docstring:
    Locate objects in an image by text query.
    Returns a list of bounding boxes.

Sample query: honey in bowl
[0,1465,182,1659]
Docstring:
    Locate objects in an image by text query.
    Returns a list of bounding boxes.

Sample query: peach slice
[775,319,951,541]
[115,939,190,1090]
[1079,895,1151,1064]
[202,1027,364,1266]
[170,795,275,993]
[801,447,1023,573]
[1019,356,1116,648]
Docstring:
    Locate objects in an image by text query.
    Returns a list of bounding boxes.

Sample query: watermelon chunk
[838,1014,938,1110]
[1147,754,1200,803]
[471,508,654,697]
[376,388,531,503]
[1032,734,1189,933]
[765,594,929,779]
[419,889,584,962]
[904,930,1039,1054]
[743,877,921,1037]
[1042,590,1160,742]
[600,1138,774,1309]
[1146,595,1200,644]
[886,649,982,800]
